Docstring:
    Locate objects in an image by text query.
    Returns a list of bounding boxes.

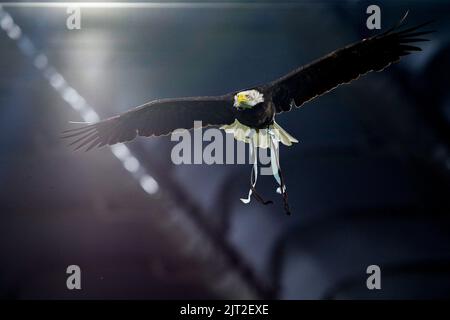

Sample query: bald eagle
[64,15,432,214]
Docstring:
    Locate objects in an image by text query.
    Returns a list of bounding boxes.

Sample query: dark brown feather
[64,95,236,151]
[269,18,434,113]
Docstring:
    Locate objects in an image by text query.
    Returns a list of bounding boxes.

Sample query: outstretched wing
[269,16,434,113]
[63,95,236,151]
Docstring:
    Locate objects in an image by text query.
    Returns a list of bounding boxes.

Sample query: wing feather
[269,16,434,113]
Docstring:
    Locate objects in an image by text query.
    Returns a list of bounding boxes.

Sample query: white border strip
[0,2,308,9]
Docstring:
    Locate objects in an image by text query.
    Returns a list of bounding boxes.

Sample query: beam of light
[140,175,159,195]
[0,5,159,195]
[123,155,140,173]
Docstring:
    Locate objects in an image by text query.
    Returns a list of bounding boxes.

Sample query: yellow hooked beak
[237,93,248,104]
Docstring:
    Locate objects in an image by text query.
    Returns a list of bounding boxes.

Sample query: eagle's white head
[233,89,264,109]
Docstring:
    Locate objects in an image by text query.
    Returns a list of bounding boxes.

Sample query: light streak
[0,5,159,195]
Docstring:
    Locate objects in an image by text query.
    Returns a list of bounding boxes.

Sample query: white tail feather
[221,119,298,148]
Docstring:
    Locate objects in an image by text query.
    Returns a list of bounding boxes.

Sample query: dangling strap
[240,134,258,204]
[269,134,283,194]
[241,130,273,205]
[269,129,291,215]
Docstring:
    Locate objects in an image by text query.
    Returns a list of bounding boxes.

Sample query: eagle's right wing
[268,15,434,113]
[63,95,236,151]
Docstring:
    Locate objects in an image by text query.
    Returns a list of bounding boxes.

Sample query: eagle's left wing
[268,15,434,113]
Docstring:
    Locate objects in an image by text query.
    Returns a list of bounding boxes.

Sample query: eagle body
[234,88,275,129]
[63,15,433,213]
